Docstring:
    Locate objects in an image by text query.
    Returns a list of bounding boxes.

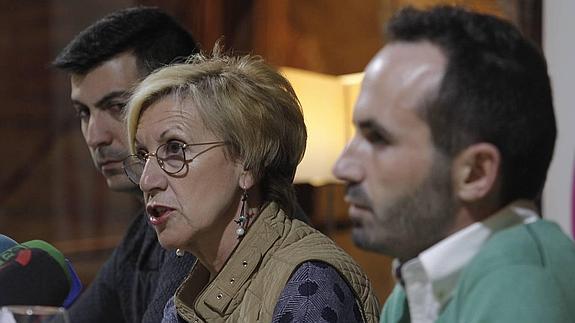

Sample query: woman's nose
[139,156,168,194]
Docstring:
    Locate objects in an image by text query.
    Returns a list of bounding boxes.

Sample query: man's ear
[452,143,501,203]
[239,169,256,191]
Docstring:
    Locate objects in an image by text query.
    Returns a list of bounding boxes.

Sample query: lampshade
[280,67,363,185]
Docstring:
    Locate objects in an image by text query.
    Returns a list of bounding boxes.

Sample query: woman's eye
[165,141,184,155]
[136,150,148,161]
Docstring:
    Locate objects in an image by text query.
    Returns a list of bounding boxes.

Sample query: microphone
[0,234,17,253]
[0,240,82,307]
[21,240,83,308]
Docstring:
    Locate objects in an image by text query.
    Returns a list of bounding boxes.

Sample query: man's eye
[111,102,127,112]
[75,107,90,121]
[107,102,127,118]
[364,130,388,145]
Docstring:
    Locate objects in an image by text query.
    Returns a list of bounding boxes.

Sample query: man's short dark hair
[53,6,199,75]
[387,6,556,205]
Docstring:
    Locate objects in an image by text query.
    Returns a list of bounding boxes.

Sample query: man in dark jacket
[53,7,199,322]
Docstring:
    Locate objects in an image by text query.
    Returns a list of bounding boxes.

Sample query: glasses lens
[123,155,145,184]
[157,142,186,174]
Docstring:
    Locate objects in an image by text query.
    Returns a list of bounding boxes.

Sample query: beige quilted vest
[174,202,380,322]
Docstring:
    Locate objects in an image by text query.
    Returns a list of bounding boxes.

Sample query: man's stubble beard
[357,152,457,262]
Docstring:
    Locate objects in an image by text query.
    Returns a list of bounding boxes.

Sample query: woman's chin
[157,235,179,250]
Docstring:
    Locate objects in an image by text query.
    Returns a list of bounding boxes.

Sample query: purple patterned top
[272,261,364,323]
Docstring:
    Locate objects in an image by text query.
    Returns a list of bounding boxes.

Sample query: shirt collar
[393,200,539,314]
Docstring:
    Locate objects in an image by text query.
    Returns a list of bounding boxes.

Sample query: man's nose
[85,112,113,149]
[332,140,363,183]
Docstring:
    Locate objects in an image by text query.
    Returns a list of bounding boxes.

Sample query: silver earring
[235,190,248,238]
[175,249,185,257]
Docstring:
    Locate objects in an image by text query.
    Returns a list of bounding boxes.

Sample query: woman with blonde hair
[123,49,379,322]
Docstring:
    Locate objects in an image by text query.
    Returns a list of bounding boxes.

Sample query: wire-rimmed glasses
[123,141,227,184]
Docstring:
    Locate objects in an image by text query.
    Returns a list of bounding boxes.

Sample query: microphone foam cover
[0,234,18,253]
[21,240,70,284]
[0,248,69,306]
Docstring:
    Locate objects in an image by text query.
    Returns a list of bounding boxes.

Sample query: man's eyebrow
[94,91,129,109]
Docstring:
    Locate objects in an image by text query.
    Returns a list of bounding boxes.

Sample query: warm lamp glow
[340,72,363,140]
[280,67,363,185]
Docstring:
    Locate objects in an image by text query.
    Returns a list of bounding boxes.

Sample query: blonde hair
[126,48,307,215]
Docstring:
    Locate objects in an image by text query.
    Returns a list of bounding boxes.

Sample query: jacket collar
[175,202,283,319]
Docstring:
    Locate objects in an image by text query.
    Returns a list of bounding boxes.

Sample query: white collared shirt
[394,206,539,323]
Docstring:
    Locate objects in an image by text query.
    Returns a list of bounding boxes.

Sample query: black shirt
[68,211,195,323]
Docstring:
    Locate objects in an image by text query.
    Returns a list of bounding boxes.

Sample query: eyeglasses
[123,141,227,184]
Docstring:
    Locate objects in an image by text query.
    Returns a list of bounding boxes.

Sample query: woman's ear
[453,143,501,203]
[239,170,256,191]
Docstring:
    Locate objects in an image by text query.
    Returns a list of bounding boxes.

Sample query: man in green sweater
[333,5,575,323]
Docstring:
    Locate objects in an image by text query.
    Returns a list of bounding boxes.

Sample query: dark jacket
[68,210,195,323]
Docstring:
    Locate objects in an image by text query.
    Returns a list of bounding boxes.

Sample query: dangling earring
[175,249,185,257]
[235,190,248,238]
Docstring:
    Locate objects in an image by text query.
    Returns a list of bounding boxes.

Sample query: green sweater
[381,219,575,323]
